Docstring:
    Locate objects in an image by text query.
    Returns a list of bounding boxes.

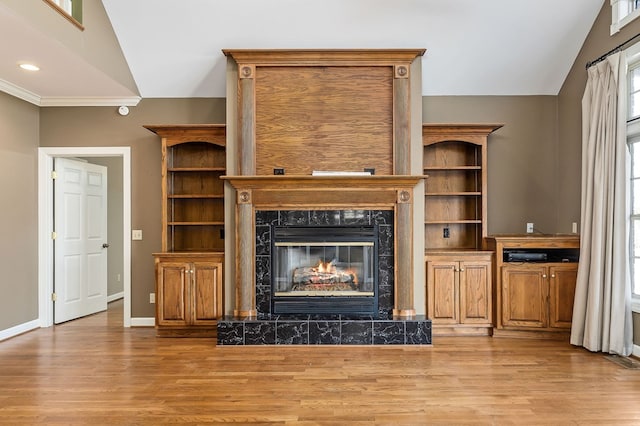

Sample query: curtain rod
[586,32,640,69]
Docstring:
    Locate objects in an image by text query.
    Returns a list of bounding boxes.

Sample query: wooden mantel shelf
[222,49,426,65]
[221,175,425,189]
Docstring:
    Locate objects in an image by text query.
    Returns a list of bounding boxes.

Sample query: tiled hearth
[217,209,431,345]
[217,315,431,345]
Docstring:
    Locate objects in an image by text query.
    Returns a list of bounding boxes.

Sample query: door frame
[38,147,132,327]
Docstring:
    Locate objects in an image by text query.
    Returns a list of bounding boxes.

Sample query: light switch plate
[132,229,143,240]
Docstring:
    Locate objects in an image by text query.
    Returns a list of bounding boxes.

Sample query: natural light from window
[54,0,72,15]
[612,0,640,34]
[627,46,640,298]
[43,0,82,27]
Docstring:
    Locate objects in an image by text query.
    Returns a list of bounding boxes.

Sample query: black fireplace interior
[271,225,378,316]
[255,209,394,319]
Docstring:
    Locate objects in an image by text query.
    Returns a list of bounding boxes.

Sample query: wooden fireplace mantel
[223,175,425,318]
[222,175,425,208]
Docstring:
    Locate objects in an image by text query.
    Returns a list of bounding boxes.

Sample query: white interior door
[54,158,108,324]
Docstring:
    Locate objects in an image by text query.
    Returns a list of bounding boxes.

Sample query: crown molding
[0,78,141,107]
[39,96,141,107]
[0,78,41,105]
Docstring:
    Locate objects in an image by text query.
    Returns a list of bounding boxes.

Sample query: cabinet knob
[459,268,465,272]
[551,274,555,278]
[542,274,547,278]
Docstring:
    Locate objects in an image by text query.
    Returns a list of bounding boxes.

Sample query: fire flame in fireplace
[317,260,336,274]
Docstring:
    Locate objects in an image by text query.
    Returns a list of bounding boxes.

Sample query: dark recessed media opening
[503,248,580,263]
[271,225,379,316]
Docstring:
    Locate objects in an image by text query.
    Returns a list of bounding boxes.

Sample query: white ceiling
[1,0,605,104]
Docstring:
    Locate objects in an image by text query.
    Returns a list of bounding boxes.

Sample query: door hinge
[51,170,57,180]
[51,293,57,302]
[51,231,57,240]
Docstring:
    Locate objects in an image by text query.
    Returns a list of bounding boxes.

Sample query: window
[627,44,640,299]
[612,0,640,34]
[43,0,83,28]
[629,138,640,297]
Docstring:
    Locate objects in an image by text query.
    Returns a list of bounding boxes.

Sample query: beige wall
[39,98,225,318]
[5,94,581,325]
[0,91,39,330]
[423,96,563,235]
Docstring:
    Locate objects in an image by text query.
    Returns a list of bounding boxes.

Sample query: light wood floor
[1,301,640,425]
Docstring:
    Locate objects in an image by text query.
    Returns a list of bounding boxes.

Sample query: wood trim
[393,76,410,174]
[238,78,255,174]
[144,125,226,147]
[222,49,426,65]
[422,124,503,146]
[222,175,425,189]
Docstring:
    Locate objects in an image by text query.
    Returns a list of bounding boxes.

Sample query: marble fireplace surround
[218,175,431,345]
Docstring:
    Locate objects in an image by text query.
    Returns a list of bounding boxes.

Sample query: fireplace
[271,225,378,315]
[255,209,395,319]
[219,176,431,345]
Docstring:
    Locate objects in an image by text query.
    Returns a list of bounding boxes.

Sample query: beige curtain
[571,52,633,356]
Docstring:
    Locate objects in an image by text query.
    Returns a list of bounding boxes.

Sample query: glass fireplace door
[271,225,379,315]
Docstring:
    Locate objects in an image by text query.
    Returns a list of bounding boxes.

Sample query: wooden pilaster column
[234,64,257,317]
[234,189,256,317]
[394,188,415,317]
[392,63,415,316]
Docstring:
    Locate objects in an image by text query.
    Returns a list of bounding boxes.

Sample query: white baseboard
[130,317,155,327]
[634,344,640,358]
[108,292,124,303]
[0,319,40,342]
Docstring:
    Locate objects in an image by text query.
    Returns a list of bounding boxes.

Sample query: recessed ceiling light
[19,63,40,71]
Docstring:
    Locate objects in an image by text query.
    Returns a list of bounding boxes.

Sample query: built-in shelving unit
[423,124,502,336]
[162,136,226,252]
[145,124,226,337]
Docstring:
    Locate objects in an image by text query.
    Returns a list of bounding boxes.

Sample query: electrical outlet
[116,273,121,282]
[149,293,155,304]
[572,222,578,233]
[132,229,142,240]
[443,227,450,238]
[526,223,534,233]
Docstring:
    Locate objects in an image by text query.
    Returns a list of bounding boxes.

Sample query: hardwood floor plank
[1,300,640,424]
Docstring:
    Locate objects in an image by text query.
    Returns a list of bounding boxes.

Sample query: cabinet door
[549,264,578,329]
[501,266,548,328]
[459,260,492,325]
[157,262,189,326]
[426,261,459,324]
[191,261,223,325]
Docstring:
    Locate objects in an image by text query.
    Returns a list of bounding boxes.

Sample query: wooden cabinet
[426,251,493,335]
[155,253,223,336]
[422,124,501,335]
[145,124,226,337]
[501,264,577,330]
[487,235,580,338]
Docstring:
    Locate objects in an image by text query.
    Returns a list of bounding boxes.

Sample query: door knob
[102,243,110,248]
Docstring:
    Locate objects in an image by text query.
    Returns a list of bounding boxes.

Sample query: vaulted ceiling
[0,0,605,105]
